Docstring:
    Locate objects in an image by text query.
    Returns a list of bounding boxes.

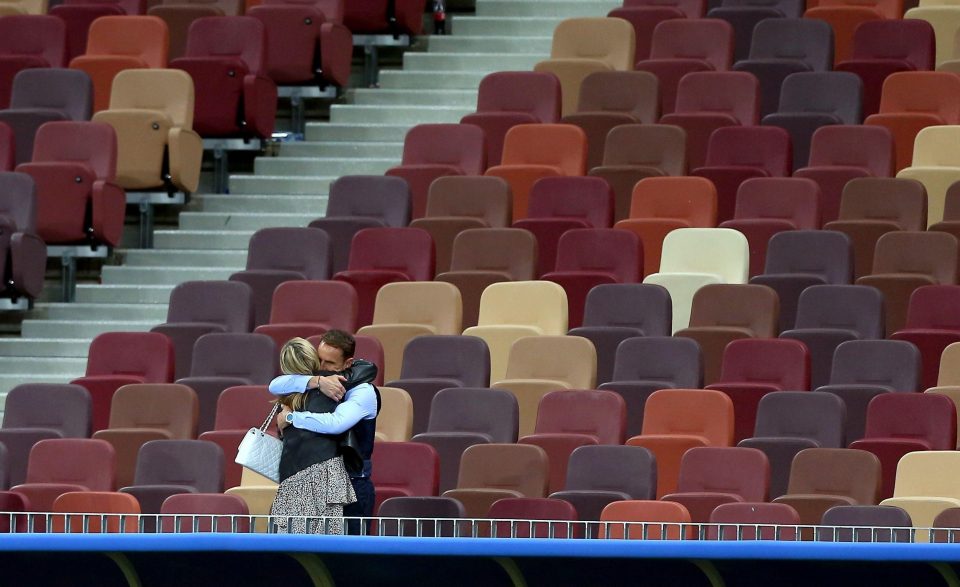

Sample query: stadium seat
[0,15,66,109]
[461,281,568,382]
[708,501,801,540]
[343,0,425,36]
[550,445,657,535]
[435,228,537,330]
[70,332,174,433]
[794,125,895,224]
[850,393,956,500]
[890,285,960,390]
[599,500,694,540]
[598,336,701,438]
[12,438,116,513]
[160,493,250,533]
[823,177,928,279]
[750,230,852,333]
[613,176,718,277]
[50,4,126,64]
[51,491,139,533]
[376,496,465,537]
[0,68,92,166]
[835,19,935,117]
[175,333,278,434]
[660,71,760,170]
[644,227,750,333]
[904,6,960,68]
[385,123,487,219]
[0,172,45,306]
[780,284,885,390]
[492,335,597,438]
[308,174,411,274]
[864,72,960,172]
[930,180,960,243]
[370,441,439,513]
[761,72,863,171]
[68,16,169,113]
[253,281,357,349]
[606,6,684,66]
[228,227,331,327]
[819,504,912,543]
[560,71,659,170]
[880,451,960,537]
[519,389,626,494]
[773,448,881,527]
[92,383,199,488]
[148,1,234,61]
[411,387,518,494]
[332,227,435,329]
[488,497,580,539]
[485,124,588,222]
[151,280,254,380]
[375,386,413,442]
[733,18,835,117]
[168,16,276,141]
[442,443,549,519]
[662,446,770,523]
[534,17,636,116]
[589,124,687,222]
[384,335,488,437]
[15,121,125,248]
[0,384,90,488]
[91,68,202,201]
[358,282,463,384]
[634,19,733,117]
[706,0,805,62]
[627,388,735,497]
[222,468,275,533]
[706,338,809,441]
[676,284,781,386]
[898,125,960,228]
[460,71,561,168]
[197,384,275,490]
[739,391,847,499]
[568,283,672,386]
[692,126,793,224]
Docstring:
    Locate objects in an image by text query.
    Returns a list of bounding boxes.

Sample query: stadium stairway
[0,0,620,413]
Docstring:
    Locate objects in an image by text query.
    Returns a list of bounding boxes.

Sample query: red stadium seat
[0,15,66,109]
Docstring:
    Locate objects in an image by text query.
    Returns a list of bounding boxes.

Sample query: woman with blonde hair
[269,338,361,534]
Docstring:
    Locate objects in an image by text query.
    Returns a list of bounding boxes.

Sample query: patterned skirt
[270,456,357,535]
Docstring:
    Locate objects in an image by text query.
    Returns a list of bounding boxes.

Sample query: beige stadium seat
[905,7,960,67]
[880,451,960,541]
[0,0,44,13]
[462,281,568,383]
[357,282,462,382]
[491,336,597,437]
[896,126,960,227]
[375,386,414,442]
[224,467,278,533]
[441,443,549,519]
[533,17,636,116]
[92,68,203,194]
[925,342,960,448]
[643,228,749,332]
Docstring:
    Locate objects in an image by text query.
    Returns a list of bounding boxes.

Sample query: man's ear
[344,357,355,368]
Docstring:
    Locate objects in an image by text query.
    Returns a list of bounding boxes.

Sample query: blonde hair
[276,337,320,411]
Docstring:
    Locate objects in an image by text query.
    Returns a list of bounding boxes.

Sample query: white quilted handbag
[235,404,283,483]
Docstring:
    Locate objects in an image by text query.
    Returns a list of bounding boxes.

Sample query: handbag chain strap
[260,403,281,432]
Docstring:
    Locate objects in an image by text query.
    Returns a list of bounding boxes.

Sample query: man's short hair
[320,329,356,359]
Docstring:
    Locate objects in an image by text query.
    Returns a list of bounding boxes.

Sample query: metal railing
[0,512,952,543]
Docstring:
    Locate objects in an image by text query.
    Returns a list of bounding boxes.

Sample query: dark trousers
[345,476,375,535]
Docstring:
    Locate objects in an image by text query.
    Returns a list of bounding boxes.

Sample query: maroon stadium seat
[662,446,770,523]
[0,16,67,109]
[0,172,46,303]
[254,280,358,348]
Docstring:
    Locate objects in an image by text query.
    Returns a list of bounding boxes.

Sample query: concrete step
[403,52,542,72]
[154,230,254,251]
[304,124,412,143]
[178,211,312,231]
[119,249,248,268]
[32,303,169,322]
[254,157,396,176]
[476,0,620,17]
[277,142,404,158]
[378,70,487,91]
[0,338,92,358]
[75,285,175,305]
[0,357,89,376]
[330,104,473,124]
[427,35,552,54]
[350,88,477,107]
[452,16,568,36]
[195,194,329,214]
[101,266,238,286]
[21,320,156,339]
[229,175,335,195]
